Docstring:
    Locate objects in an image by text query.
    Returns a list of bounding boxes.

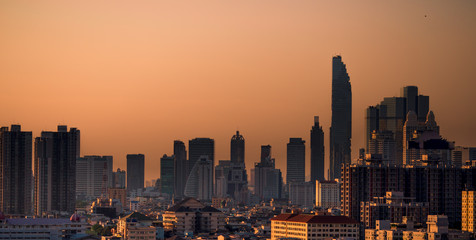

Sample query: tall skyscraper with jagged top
[310,116,325,183]
[330,55,352,180]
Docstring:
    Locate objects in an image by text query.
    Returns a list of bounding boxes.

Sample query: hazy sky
[1,1,475,182]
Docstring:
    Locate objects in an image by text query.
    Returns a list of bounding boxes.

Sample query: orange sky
[1,1,475,182]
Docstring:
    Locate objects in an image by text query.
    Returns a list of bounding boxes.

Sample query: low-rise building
[270,213,360,240]
[315,180,339,209]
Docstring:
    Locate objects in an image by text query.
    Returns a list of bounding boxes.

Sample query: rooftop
[271,214,359,224]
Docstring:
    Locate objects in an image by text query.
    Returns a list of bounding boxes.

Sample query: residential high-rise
[462,190,476,233]
[112,168,126,188]
[0,125,32,215]
[329,55,352,180]
[315,180,340,209]
[288,182,314,208]
[160,154,175,196]
[34,125,80,215]
[184,156,213,200]
[76,155,113,200]
[310,116,325,183]
[188,138,214,179]
[127,154,145,194]
[173,140,187,199]
[286,138,305,184]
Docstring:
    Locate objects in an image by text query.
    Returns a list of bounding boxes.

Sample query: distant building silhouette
[188,138,214,180]
[112,168,126,188]
[286,138,305,184]
[330,55,352,180]
[184,156,213,200]
[310,116,325,183]
[231,131,245,164]
[0,125,32,215]
[173,140,187,199]
[160,154,175,196]
[34,125,80,215]
[252,145,283,201]
[127,154,145,194]
[228,131,248,203]
[76,155,113,200]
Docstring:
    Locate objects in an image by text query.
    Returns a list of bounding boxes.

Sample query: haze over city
[1,0,475,182]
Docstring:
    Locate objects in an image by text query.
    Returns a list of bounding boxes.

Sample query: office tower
[368,130,396,165]
[215,160,231,198]
[310,116,325,183]
[184,156,213,200]
[402,86,418,114]
[231,131,244,164]
[188,138,214,178]
[34,125,80,215]
[112,168,126,188]
[160,154,175,196]
[462,190,476,233]
[252,145,283,201]
[315,180,340,209]
[417,95,430,122]
[76,155,113,200]
[0,125,32,215]
[127,154,145,194]
[330,55,352,180]
[288,182,314,208]
[173,140,187,199]
[453,147,476,167]
[286,138,305,184]
[365,107,379,151]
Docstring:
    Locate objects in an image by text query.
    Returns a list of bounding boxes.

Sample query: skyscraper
[0,125,32,215]
[76,155,113,200]
[330,55,352,180]
[112,168,126,188]
[160,154,175,196]
[184,156,213,200]
[34,125,80,215]
[231,131,244,164]
[310,116,325,183]
[188,138,214,177]
[173,140,187,199]
[127,154,145,194]
[286,138,305,184]
[252,145,283,201]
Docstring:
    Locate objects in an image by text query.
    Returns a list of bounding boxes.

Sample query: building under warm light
[270,213,359,240]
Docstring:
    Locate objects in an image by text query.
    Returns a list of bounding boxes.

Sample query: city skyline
[1,1,476,182]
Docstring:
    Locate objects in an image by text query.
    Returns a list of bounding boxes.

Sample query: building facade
[112,168,126,188]
[310,116,325,183]
[289,182,314,208]
[34,125,80,215]
[184,156,213,200]
[160,154,175,196]
[76,155,113,200]
[462,190,476,233]
[174,140,187,199]
[127,154,145,194]
[287,138,306,184]
[0,125,32,215]
[330,55,352,180]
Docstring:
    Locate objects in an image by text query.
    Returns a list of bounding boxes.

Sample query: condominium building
[289,181,314,208]
[271,213,359,240]
[76,155,113,200]
[315,180,339,209]
[462,190,476,232]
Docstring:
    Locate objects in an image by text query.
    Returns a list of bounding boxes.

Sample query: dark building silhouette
[261,145,271,162]
[0,125,32,215]
[127,154,145,194]
[252,145,283,200]
[330,55,352,180]
[34,125,80,215]
[188,138,214,178]
[230,131,244,164]
[160,154,175,196]
[173,140,187,199]
[286,138,305,184]
[310,116,325,183]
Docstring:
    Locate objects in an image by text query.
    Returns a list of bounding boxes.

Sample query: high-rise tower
[231,131,244,164]
[174,140,187,199]
[286,138,305,184]
[127,154,145,194]
[310,116,325,183]
[188,138,214,176]
[0,125,32,215]
[34,125,80,215]
[329,55,352,180]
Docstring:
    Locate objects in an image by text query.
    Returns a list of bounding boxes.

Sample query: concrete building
[108,188,127,207]
[160,154,175,196]
[174,140,187,199]
[310,116,325,183]
[188,138,214,179]
[163,197,225,235]
[271,213,359,240]
[330,55,352,180]
[287,138,306,184]
[0,125,32,215]
[127,154,145,194]
[315,180,340,209]
[252,145,283,201]
[184,156,213,200]
[462,190,476,233]
[117,212,155,239]
[360,191,429,228]
[34,125,80,215]
[368,130,396,165]
[0,213,88,240]
[341,158,467,228]
[289,182,314,208]
[228,131,248,203]
[112,168,126,188]
[76,155,113,200]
